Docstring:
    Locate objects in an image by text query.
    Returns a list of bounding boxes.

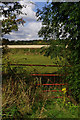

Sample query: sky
[3,1,49,41]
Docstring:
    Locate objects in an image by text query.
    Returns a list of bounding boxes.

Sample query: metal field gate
[10,64,70,99]
[31,73,69,99]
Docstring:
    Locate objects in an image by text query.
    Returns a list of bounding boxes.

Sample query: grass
[2,75,79,119]
[2,48,79,119]
[3,48,62,73]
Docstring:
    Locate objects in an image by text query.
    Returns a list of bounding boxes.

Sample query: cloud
[4,1,43,41]
[4,21,42,40]
[18,0,37,22]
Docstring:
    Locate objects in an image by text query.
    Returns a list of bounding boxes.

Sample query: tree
[1,2,26,37]
[2,38,9,45]
[1,2,26,55]
[37,2,80,103]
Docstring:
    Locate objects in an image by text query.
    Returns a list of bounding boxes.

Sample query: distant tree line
[2,38,56,45]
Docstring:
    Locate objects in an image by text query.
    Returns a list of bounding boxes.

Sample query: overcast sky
[3,1,48,41]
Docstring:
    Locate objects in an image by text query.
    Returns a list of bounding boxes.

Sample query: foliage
[37,2,80,103]
[2,52,79,118]
[1,2,26,37]
[2,45,10,55]
[2,56,33,84]
[56,98,79,118]
[2,58,35,119]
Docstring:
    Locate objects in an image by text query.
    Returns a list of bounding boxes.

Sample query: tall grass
[2,69,79,119]
[2,58,52,118]
[3,70,32,118]
[2,68,52,118]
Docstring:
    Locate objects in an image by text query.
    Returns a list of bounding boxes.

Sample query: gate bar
[31,74,63,76]
[5,64,71,67]
[43,90,62,92]
[37,83,68,86]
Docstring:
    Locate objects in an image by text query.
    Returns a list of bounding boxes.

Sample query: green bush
[2,45,10,55]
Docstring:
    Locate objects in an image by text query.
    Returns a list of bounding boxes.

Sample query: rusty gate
[10,64,70,99]
[31,73,69,99]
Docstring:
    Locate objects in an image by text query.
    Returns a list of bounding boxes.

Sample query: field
[3,48,61,73]
[2,48,79,119]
